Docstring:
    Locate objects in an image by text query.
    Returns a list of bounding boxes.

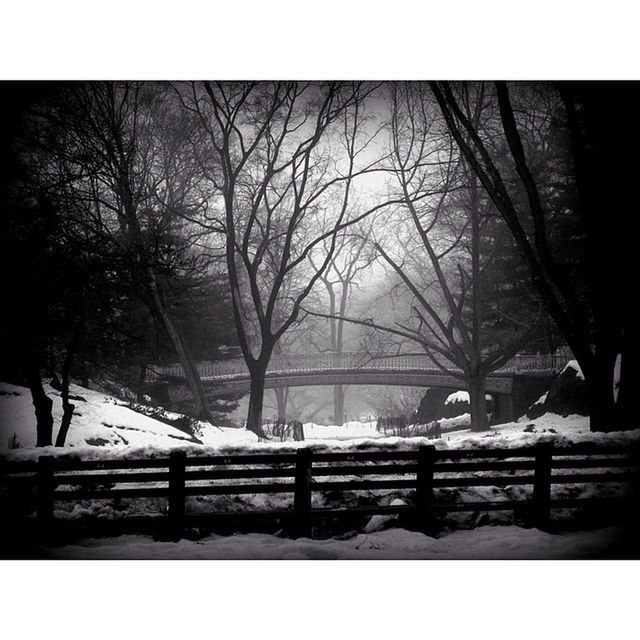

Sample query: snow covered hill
[0,381,257,454]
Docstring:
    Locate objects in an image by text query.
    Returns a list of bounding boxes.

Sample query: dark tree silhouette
[430,81,640,431]
[39,82,218,422]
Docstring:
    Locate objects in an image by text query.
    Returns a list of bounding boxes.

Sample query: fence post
[168,450,186,540]
[37,455,55,528]
[293,448,313,538]
[532,441,553,529]
[415,445,436,534]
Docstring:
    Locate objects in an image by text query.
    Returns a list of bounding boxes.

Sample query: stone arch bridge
[143,353,567,423]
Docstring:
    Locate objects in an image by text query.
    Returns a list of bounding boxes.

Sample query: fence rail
[1,442,637,541]
[143,353,569,383]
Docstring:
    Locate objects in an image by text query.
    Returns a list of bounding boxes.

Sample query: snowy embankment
[40,525,627,560]
[2,380,640,463]
[0,381,258,457]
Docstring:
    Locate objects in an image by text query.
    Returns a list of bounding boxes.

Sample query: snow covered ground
[3,380,639,461]
[39,525,629,559]
[0,381,258,455]
[303,420,383,441]
[304,411,639,452]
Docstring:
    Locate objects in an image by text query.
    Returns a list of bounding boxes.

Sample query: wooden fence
[1,442,638,540]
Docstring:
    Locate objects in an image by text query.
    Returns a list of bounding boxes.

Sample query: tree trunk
[617,321,640,429]
[544,85,634,432]
[467,170,489,434]
[26,362,54,447]
[55,321,83,447]
[274,387,288,422]
[55,395,75,448]
[247,360,268,438]
[468,375,489,432]
[588,340,619,432]
[333,384,346,425]
[147,271,214,423]
[79,360,89,387]
[163,320,210,421]
[136,362,147,402]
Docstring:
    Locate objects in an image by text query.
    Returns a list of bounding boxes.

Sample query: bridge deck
[144,353,567,388]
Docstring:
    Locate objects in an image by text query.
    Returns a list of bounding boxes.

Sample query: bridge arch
[143,353,564,423]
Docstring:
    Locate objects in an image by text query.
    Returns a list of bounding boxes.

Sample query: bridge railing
[143,352,569,383]
[499,354,569,374]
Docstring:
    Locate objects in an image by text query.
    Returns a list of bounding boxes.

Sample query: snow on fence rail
[143,353,568,383]
[1,442,637,541]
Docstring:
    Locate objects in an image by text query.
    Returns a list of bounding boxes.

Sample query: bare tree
[311,224,376,424]
[181,81,397,436]
[39,82,217,422]
[430,81,636,431]
[383,85,539,428]
[311,84,538,431]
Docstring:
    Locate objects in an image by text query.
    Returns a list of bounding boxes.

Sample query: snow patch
[363,498,408,532]
[445,390,492,405]
[303,420,381,441]
[445,390,469,404]
[533,391,549,406]
[562,359,585,380]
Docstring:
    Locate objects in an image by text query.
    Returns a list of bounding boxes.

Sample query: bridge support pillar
[493,394,514,425]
